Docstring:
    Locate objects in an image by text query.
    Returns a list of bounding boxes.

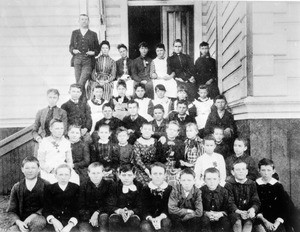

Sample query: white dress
[37,136,79,185]
[88,98,108,132]
[193,97,213,129]
[134,97,153,122]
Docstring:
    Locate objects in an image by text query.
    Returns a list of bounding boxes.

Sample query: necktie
[123,59,127,74]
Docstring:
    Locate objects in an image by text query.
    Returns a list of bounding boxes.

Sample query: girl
[112,79,130,120]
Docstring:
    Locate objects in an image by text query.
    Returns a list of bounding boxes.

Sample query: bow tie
[122,184,137,194]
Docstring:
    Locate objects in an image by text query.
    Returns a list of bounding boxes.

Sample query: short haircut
[55,163,72,174]
[134,82,146,90]
[177,100,188,107]
[180,168,195,178]
[79,14,89,19]
[69,83,82,91]
[234,136,248,147]
[127,99,139,108]
[119,163,136,174]
[204,167,220,179]
[100,40,110,49]
[116,126,129,136]
[232,160,248,170]
[198,85,208,91]
[214,94,227,103]
[47,88,60,97]
[49,118,63,127]
[141,122,154,131]
[177,85,187,93]
[150,162,166,173]
[117,44,127,50]
[102,102,114,111]
[203,135,216,144]
[98,124,110,132]
[156,43,165,50]
[153,104,165,112]
[186,122,198,132]
[93,85,104,91]
[155,84,166,92]
[166,120,180,130]
[213,126,224,133]
[173,39,183,46]
[22,156,39,168]
[117,79,127,89]
[88,162,104,172]
[200,41,209,47]
[258,158,275,170]
[68,124,81,132]
[139,41,148,48]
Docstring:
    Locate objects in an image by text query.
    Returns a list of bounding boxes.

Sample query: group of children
[5,38,298,231]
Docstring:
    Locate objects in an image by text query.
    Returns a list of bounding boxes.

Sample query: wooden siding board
[222,28,242,55]
[222,55,242,80]
[222,1,239,29]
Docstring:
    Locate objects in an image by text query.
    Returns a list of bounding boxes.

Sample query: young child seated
[89,124,117,181]
[112,127,134,167]
[192,85,213,131]
[78,162,116,232]
[151,84,172,118]
[150,104,168,140]
[133,122,157,186]
[112,80,130,120]
[255,158,288,232]
[226,137,258,181]
[37,119,79,185]
[213,126,231,159]
[156,121,184,185]
[123,100,148,144]
[200,167,231,232]
[168,168,203,232]
[32,89,67,154]
[194,135,226,187]
[68,125,90,184]
[43,164,80,232]
[225,161,261,232]
[109,164,143,232]
[61,83,92,143]
[6,156,48,232]
[87,85,108,133]
[204,95,237,142]
[134,83,154,121]
[181,123,204,169]
[140,162,173,232]
[168,100,196,140]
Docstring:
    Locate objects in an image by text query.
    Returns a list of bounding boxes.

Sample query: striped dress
[89,54,116,100]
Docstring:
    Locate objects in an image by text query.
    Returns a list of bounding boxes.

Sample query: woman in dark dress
[194,41,220,99]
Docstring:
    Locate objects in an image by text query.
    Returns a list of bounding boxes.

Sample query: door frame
[122,0,203,61]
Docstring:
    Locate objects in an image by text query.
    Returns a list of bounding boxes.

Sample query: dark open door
[161,6,194,60]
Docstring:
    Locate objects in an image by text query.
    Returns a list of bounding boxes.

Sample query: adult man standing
[69,14,99,101]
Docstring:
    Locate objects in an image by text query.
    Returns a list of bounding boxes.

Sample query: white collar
[25,178,38,191]
[235,178,248,184]
[256,177,278,185]
[118,142,128,147]
[148,181,168,190]
[137,137,155,146]
[58,183,68,191]
[71,99,79,104]
[122,184,137,193]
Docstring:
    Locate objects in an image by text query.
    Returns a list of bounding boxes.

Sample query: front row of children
[7,156,296,232]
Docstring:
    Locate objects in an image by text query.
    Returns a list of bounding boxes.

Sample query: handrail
[0,125,34,157]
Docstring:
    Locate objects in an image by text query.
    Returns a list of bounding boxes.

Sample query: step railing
[0,125,35,195]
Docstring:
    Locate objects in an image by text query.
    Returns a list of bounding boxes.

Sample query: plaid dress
[184,136,204,167]
[133,137,157,186]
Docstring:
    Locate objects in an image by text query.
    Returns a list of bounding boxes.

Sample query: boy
[213,126,230,159]
[150,43,177,99]
[204,95,237,141]
[132,42,154,99]
[226,137,258,181]
[112,80,130,120]
[61,83,92,143]
[78,162,116,232]
[200,167,231,232]
[194,135,226,187]
[7,156,48,232]
[109,164,142,232]
[255,158,288,232]
[123,100,148,144]
[150,104,168,139]
[43,164,80,232]
[133,83,154,121]
[140,162,173,232]
[151,84,172,118]
[168,168,203,232]
[225,161,261,232]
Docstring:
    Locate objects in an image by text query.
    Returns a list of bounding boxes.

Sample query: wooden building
[1,0,300,207]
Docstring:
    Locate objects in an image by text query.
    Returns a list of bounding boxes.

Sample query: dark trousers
[8,214,46,232]
[140,218,172,232]
[109,214,140,232]
[200,215,231,232]
[74,54,92,101]
[170,215,202,232]
[78,213,109,232]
